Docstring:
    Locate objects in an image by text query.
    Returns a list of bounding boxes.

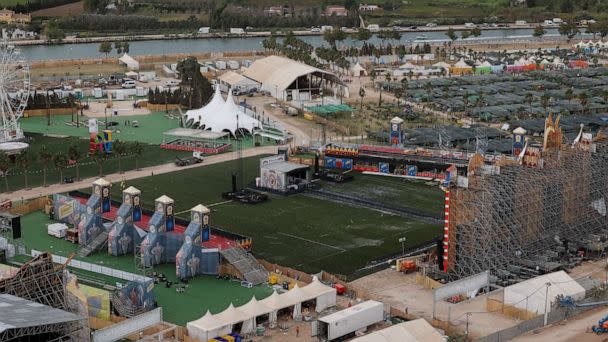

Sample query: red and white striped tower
[443,189,450,272]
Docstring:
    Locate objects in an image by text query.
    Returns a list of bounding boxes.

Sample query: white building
[359,4,380,11]
[217,71,260,94]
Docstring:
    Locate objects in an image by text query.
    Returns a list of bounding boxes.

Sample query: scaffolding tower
[446,139,608,281]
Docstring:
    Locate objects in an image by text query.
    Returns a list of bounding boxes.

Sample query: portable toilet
[93,87,103,98]
[74,88,84,99]
[227,60,239,69]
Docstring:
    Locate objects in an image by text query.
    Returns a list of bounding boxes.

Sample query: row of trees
[99,41,130,56]
[0,141,145,193]
[147,57,214,108]
[61,14,203,32]
[25,92,76,110]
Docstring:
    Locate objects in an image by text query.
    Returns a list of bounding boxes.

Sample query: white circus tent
[184,86,262,136]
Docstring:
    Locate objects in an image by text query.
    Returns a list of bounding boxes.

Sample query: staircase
[76,230,109,257]
[111,291,149,318]
[220,246,268,285]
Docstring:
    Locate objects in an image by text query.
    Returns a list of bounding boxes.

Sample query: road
[2,145,278,203]
[511,306,607,342]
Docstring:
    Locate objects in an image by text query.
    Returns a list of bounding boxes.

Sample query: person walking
[295,325,299,338]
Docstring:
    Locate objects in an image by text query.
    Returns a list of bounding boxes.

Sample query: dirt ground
[31,1,84,17]
[350,269,519,339]
[512,306,608,342]
[85,100,151,117]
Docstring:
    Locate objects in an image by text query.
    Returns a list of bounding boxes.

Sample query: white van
[367,24,380,32]
[121,80,136,89]
[464,23,476,28]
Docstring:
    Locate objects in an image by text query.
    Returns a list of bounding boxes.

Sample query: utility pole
[544,282,552,326]
[398,237,406,255]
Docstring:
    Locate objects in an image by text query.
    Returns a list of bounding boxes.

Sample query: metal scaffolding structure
[0,252,89,341]
[446,137,608,282]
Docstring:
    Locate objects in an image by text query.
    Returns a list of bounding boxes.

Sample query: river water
[20,28,591,61]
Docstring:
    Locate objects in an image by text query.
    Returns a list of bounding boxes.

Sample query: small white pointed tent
[453,58,471,69]
[238,296,272,334]
[350,62,367,76]
[301,276,337,312]
[184,86,226,125]
[186,310,230,341]
[118,53,139,71]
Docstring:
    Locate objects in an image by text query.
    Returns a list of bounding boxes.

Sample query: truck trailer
[312,300,384,341]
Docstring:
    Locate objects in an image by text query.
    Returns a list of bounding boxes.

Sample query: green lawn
[21,112,181,145]
[16,211,272,326]
[4,133,191,192]
[79,155,442,276]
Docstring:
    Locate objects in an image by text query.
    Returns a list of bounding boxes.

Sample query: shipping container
[312,300,384,341]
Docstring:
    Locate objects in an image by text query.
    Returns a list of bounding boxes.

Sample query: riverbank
[11,22,590,48]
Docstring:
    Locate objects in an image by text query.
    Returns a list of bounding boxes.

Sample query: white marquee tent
[350,62,367,76]
[118,53,139,71]
[184,86,262,136]
[187,276,336,339]
[503,271,585,315]
[351,319,444,342]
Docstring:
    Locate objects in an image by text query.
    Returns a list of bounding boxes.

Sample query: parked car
[122,80,136,88]
[164,79,180,87]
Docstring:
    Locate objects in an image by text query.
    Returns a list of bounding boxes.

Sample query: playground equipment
[89,130,113,154]
[0,40,30,144]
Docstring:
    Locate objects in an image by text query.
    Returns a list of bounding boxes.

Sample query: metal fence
[474,305,596,342]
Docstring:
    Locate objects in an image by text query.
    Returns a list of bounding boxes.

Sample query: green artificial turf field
[78,155,442,276]
[16,211,272,326]
[318,173,444,216]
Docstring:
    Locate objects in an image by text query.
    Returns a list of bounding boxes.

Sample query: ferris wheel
[0,41,30,144]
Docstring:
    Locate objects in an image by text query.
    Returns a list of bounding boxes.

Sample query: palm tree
[68,143,82,181]
[38,145,52,187]
[129,141,144,170]
[53,152,68,183]
[565,88,574,104]
[462,91,469,116]
[16,151,30,189]
[425,82,433,101]
[540,93,550,115]
[394,88,403,109]
[113,140,127,174]
[525,93,533,109]
[0,153,10,192]
[578,92,589,114]
[91,148,107,176]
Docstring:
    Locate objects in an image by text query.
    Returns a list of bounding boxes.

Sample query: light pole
[543,282,552,326]
[465,312,471,337]
[398,237,406,255]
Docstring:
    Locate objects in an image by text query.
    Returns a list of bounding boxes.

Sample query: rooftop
[0,294,83,333]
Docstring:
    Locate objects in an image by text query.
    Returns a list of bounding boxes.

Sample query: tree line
[0,140,145,193]
[10,0,79,14]
[60,14,202,32]
[25,92,76,110]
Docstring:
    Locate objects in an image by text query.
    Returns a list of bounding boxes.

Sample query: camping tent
[350,62,367,77]
[450,59,472,75]
[118,53,139,71]
[475,61,492,74]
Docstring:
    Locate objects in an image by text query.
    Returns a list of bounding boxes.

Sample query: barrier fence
[31,249,152,283]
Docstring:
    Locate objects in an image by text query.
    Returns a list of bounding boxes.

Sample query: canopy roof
[0,294,83,333]
[243,56,340,92]
[219,71,258,86]
[188,276,336,334]
[351,319,444,342]
[119,53,139,70]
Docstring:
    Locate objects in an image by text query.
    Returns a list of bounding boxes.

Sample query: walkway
[2,145,278,202]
